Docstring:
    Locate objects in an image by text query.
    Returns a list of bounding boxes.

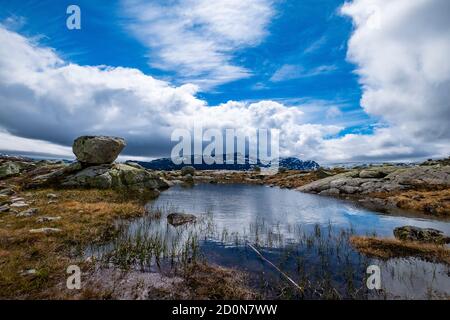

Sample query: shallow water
[98,183,450,299]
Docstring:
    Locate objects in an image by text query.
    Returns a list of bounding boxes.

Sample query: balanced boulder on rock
[73,136,126,165]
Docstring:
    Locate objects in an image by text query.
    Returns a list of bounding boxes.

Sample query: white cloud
[270,64,337,82]
[0,25,341,160]
[1,0,449,164]
[341,0,450,143]
[122,0,275,88]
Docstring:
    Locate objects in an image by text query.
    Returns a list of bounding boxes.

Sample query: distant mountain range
[130,154,320,171]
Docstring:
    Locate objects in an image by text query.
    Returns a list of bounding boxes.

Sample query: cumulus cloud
[1,0,449,164]
[122,0,275,88]
[0,25,341,160]
[341,0,450,144]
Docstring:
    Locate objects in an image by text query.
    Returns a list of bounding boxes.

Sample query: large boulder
[393,226,450,244]
[73,136,126,165]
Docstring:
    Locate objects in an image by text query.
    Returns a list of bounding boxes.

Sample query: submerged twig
[246,242,303,292]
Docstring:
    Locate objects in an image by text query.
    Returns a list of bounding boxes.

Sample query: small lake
[98,184,450,299]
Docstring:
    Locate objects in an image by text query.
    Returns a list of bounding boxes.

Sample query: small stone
[47,200,57,204]
[37,216,61,223]
[0,204,10,213]
[17,208,38,217]
[10,201,28,208]
[46,193,58,199]
[181,166,195,176]
[10,197,25,203]
[29,228,61,234]
[167,213,197,226]
[20,269,37,276]
[0,188,14,196]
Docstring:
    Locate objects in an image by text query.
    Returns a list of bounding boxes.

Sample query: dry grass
[350,236,450,265]
[390,189,450,216]
[0,188,147,299]
[181,262,257,300]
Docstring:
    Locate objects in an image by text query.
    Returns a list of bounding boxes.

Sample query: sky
[0,0,449,164]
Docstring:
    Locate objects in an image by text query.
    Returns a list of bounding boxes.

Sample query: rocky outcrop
[298,166,450,196]
[0,160,36,179]
[61,163,169,193]
[24,136,169,195]
[73,136,125,165]
[393,226,450,244]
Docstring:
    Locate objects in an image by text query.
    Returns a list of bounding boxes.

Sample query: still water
[103,184,450,299]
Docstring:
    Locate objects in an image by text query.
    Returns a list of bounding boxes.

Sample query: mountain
[279,157,320,171]
[131,154,320,171]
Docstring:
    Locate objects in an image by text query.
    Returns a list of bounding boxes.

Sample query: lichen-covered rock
[73,136,126,165]
[359,168,391,179]
[181,166,195,176]
[61,163,169,193]
[393,226,450,244]
[0,162,21,179]
[298,165,450,196]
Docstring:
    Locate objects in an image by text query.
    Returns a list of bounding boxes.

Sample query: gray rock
[124,161,145,170]
[10,201,28,208]
[167,213,197,226]
[319,188,340,196]
[0,162,21,179]
[29,228,61,234]
[17,208,38,217]
[183,174,194,183]
[393,226,450,244]
[61,163,169,193]
[181,166,195,176]
[46,193,58,199]
[11,197,25,203]
[0,188,14,196]
[359,169,389,179]
[37,216,61,223]
[73,136,126,164]
[0,204,9,213]
[298,165,450,197]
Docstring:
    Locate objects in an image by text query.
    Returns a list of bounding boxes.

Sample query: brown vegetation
[350,236,450,265]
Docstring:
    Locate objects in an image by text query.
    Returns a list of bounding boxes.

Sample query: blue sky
[0,0,448,162]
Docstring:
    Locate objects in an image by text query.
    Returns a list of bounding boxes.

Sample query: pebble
[10,202,28,208]
[0,188,14,196]
[37,216,61,223]
[16,208,38,217]
[0,204,10,213]
[46,193,58,199]
[20,269,37,276]
[29,228,61,234]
